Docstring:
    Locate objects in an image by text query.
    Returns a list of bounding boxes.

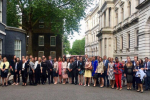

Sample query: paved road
[0,83,150,100]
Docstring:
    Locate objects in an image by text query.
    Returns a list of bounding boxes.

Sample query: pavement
[0,82,150,100]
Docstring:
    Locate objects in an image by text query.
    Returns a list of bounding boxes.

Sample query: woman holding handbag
[62,58,68,84]
[0,57,9,87]
[95,57,105,88]
[84,57,92,87]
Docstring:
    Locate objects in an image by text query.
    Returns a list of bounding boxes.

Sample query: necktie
[146,63,147,68]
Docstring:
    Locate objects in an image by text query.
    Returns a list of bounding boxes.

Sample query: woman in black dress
[68,58,73,84]
[21,59,29,86]
[0,57,10,86]
[34,57,42,85]
[41,57,47,85]
[124,58,134,90]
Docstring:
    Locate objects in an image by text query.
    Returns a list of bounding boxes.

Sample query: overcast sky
[68,1,96,48]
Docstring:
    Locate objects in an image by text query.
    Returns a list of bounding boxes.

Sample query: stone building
[85,0,150,61]
[85,1,99,57]
[0,0,26,60]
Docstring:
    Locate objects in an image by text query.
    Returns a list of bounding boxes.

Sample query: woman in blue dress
[78,57,84,85]
[92,56,98,87]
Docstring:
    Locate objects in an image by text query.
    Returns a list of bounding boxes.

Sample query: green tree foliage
[7,0,93,55]
[63,34,71,54]
[70,38,85,55]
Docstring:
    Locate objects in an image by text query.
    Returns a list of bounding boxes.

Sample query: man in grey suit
[144,57,150,91]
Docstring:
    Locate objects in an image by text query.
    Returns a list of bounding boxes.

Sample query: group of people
[0,54,150,93]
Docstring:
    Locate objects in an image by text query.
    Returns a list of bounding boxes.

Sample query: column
[106,8,109,27]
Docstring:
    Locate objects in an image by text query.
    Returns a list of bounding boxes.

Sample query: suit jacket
[144,62,150,77]
[46,60,53,70]
[103,60,109,69]
[72,60,78,71]
[16,61,22,72]
[21,63,29,77]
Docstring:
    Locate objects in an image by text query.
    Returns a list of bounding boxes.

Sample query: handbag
[93,73,98,79]
[4,69,8,74]
[88,66,93,70]
[62,74,68,79]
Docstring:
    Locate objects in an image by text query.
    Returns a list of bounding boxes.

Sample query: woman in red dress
[113,57,124,90]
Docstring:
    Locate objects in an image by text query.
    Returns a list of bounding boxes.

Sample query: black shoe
[74,83,77,85]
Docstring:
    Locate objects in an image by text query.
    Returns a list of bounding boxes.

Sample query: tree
[63,34,71,54]
[7,0,93,55]
[70,38,85,55]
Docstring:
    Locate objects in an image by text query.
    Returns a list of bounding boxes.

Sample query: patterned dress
[108,63,115,80]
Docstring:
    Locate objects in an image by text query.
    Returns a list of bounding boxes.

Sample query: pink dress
[58,62,62,76]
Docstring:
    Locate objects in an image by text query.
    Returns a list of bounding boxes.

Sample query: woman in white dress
[62,58,68,84]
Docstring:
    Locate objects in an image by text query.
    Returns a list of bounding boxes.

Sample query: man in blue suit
[103,55,109,87]
[144,57,150,91]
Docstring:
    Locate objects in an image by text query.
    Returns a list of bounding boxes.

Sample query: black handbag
[93,73,98,79]
[4,69,8,74]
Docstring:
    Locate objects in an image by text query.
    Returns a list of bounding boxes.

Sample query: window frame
[50,51,56,59]
[14,40,21,59]
[50,36,56,46]
[38,35,44,46]
[38,51,44,58]
[0,0,2,22]
[0,39,2,54]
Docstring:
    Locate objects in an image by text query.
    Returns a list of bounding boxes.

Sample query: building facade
[0,0,26,60]
[85,2,99,57]
[85,0,150,61]
[29,21,63,59]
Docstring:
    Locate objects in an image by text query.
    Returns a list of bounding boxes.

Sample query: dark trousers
[104,71,109,87]
[29,72,34,84]
[145,77,150,90]
[22,71,26,83]
[132,76,137,89]
[47,69,53,84]
[35,69,41,84]
[41,72,46,84]
[14,71,20,83]
[72,70,78,84]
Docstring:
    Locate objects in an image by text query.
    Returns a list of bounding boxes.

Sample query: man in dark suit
[47,56,53,84]
[72,57,79,85]
[132,56,138,90]
[144,57,150,91]
[103,55,109,87]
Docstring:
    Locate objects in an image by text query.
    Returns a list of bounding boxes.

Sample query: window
[120,36,123,50]
[127,33,130,48]
[38,51,44,57]
[0,39,2,54]
[115,37,117,50]
[109,8,111,27]
[121,8,124,21]
[135,30,139,47]
[50,36,56,46]
[38,35,44,46]
[128,2,131,16]
[0,0,2,22]
[116,12,118,25]
[50,51,56,59]
[104,11,106,27]
[14,40,21,59]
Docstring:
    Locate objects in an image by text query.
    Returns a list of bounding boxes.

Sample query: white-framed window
[121,8,124,21]
[50,51,56,59]
[128,1,131,16]
[115,37,117,51]
[0,39,2,54]
[120,35,123,50]
[14,40,21,59]
[0,0,2,22]
[135,29,139,47]
[38,51,44,57]
[116,12,118,25]
[38,35,44,46]
[50,36,56,46]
